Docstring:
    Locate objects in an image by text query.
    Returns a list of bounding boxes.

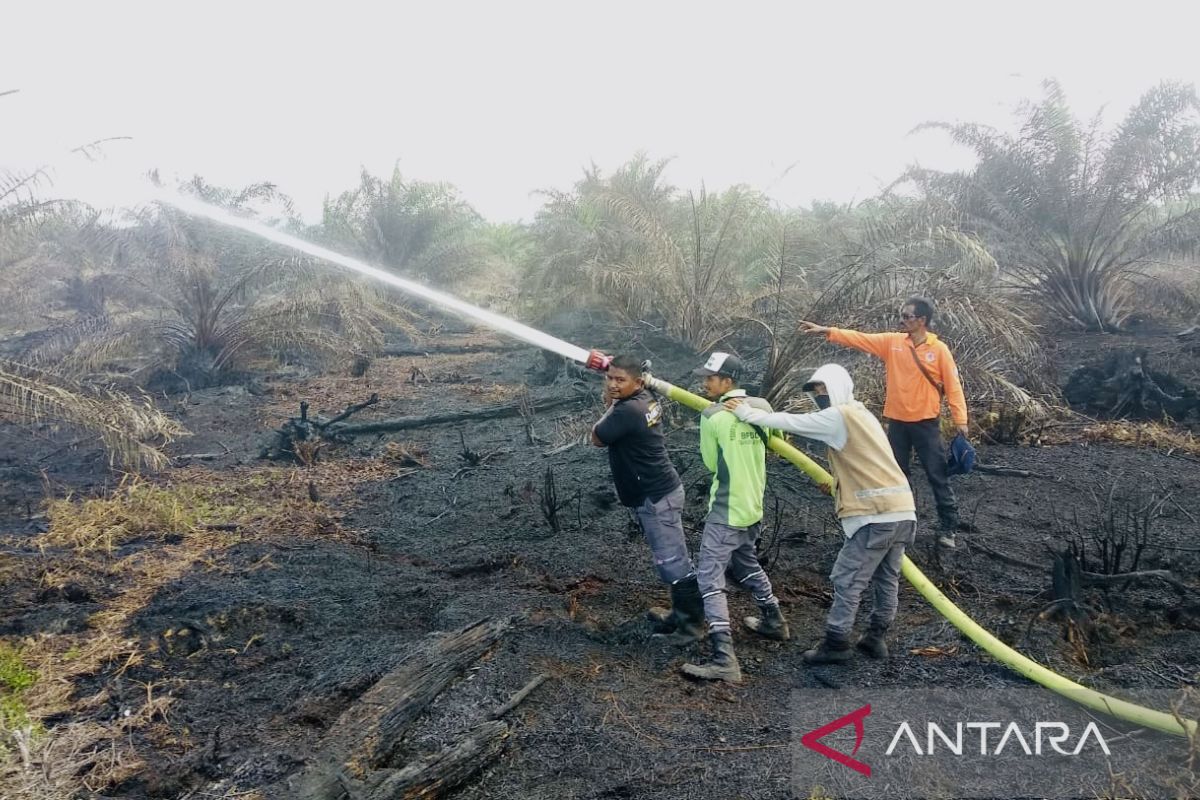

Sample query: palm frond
[0,359,185,468]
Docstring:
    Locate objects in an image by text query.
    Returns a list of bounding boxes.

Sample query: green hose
[645,375,835,491]
[644,374,1197,738]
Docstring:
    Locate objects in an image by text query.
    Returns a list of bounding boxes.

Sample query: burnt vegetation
[2,82,1200,799]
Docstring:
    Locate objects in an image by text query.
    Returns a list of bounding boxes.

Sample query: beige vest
[827,403,916,519]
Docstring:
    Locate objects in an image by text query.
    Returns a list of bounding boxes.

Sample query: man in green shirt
[671,353,790,684]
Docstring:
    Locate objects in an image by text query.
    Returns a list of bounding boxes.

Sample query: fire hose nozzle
[585,349,612,372]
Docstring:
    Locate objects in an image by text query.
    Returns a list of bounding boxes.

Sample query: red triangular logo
[800,703,872,777]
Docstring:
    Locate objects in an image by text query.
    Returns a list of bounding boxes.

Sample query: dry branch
[1080,568,1200,596]
[260,394,380,461]
[973,540,1200,597]
[973,464,1040,478]
[488,674,549,721]
[1065,350,1198,420]
[323,394,383,426]
[381,342,527,357]
[973,539,1044,572]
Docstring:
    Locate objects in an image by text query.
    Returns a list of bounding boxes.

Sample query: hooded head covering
[802,363,855,407]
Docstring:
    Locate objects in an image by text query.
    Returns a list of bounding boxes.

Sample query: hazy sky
[4,1,1199,222]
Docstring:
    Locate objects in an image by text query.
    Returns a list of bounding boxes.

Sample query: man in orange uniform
[800,297,968,548]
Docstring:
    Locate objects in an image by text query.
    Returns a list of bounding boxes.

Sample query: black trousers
[886,418,958,530]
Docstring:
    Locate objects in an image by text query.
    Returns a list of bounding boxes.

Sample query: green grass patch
[0,643,36,730]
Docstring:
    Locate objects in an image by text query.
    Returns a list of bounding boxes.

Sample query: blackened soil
[2,321,1198,799]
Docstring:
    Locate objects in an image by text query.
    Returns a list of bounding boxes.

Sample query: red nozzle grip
[585,349,612,372]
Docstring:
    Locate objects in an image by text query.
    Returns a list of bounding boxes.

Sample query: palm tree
[1,96,183,467]
[0,359,184,467]
[752,199,1054,412]
[521,159,663,315]
[15,204,125,319]
[319,167,484,288]
[472,222,534,311]
[904,80,1200,331]
[31,177,411,390]
[601,182,767,350]
[524,155,768,350]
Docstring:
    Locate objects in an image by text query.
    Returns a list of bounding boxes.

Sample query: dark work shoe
[802,634,853,665]
[856,626,890,659]
[651,576,705,646]
[744,602,790,641]
[654,620,705,647]
[681,631,742,684]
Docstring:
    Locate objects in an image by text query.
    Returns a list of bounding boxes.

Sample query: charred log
[290,617,511,800]
[355,721,509,800]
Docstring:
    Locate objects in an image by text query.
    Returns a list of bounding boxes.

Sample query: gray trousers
[825,520,916,638]
[632,485,695,585]
[697,519,778,634]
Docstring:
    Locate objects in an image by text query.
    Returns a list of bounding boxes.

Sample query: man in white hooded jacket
[725,363,916,663]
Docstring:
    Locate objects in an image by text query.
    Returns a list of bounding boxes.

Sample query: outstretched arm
[725,399,847,450]
[801,319,897,360]
[825,327,897,360]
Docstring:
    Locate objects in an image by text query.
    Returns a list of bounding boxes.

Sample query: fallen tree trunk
[291,617,511,800]
[327,393,589,436]
[381,342,529,357]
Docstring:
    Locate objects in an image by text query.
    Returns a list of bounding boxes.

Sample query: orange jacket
[826,328,968,426]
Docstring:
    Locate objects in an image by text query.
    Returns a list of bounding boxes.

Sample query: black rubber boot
[681,631,742,684]
[652,576,705,646]
[645,605,678,633]
[937,513,959,549]
[856,625,890,659]
[744,602,790,641]
[802,631,854,665]
[646,575,698,632]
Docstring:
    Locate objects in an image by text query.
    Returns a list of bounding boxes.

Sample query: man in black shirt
[592,354,704,644]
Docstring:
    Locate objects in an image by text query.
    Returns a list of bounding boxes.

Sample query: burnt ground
[2,319,1200,799]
